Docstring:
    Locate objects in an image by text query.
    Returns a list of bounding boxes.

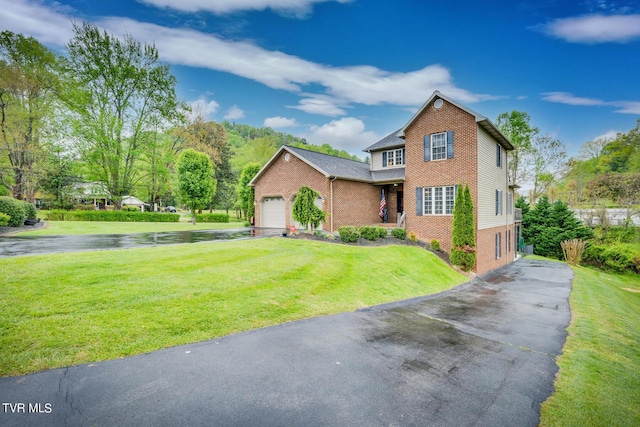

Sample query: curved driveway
[0,258,572,427]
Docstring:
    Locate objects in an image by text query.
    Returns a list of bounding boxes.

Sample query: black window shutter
[447,131,454,158]
[402,148,406,164]
[424,136,431,162]
[382,151,388,167]
[496,144,501,167]
[416,187,423,215]
[496,190,499,215]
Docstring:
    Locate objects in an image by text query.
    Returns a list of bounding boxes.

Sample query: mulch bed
[288,232,451,264]
[0,221,46,236]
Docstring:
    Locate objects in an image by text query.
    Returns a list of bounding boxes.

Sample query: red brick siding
[476,224,516,275]
[253,151,330,227]
[404,98,479,258]
[331,180,381,229]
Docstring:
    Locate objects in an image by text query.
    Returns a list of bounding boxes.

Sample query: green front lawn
[540,265,640,426]
[0,238,466,377]
[16,220,243,235]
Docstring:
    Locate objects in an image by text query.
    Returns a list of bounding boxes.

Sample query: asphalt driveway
[0,258,573,427]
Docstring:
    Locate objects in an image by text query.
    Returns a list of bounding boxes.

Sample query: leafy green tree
[63,22,186,209]
[292,186,326,230]
[0,31,60,201]
[496,111,537,185]
[175,149,216,224]
[236,163,261,220]
[39,146,78,209]
[450,184,476,271]
[231,136,277,170]
[211,141,237,213]
[530,134,567,203]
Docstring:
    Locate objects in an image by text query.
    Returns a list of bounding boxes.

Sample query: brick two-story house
[250,91,519,274]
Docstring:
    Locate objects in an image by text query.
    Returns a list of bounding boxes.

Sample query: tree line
[0,26,365,218]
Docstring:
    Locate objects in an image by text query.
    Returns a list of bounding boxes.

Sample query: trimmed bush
[431,239,440,251]
[409,232,417,242]
[44,210,180,222]
[582,243,640,274]
[338,226,360,243]
[0,196,27,227]
[391,228,406,240]
[0,212,10,226]
[377,226,388,239]
[123,206,140,212]
[195,212,230,223]
[359,225,383,241]
[19,200,37,219]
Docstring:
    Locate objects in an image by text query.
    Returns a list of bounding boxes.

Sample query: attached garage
[260,197,286,228]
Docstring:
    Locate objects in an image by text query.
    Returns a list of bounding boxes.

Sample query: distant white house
[122,195,148,212]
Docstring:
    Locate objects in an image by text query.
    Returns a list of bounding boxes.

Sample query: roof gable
[249,145,377,185]
[397,91,513,150]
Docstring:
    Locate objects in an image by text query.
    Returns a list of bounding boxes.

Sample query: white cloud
[611,101,640,114]
[224,105,245,120]
[188,98,220,119]
[540,14,640,43]
[264,116,299,128]
[289,97,347,116]
[593,130,619,141]
[304,117,379,153]
[7,0,493,120]
[138,0,351,17]
[542,92,640,114]
[97,18,490,112]
[542,92,606,106]
[0,0,74,47]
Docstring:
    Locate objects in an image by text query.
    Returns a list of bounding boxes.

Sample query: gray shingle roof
[285,146,374,181]
[363,129,405,152]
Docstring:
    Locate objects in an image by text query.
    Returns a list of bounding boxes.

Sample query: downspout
[330,177,337,233]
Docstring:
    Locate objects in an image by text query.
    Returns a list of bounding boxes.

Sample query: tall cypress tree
[451,184,476,271]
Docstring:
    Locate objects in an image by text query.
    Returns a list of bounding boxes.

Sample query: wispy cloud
[539,14,640,43]
[264,116,299,128]
[6,0,492,119]
[542,92,640,114]
[542,92,606,106]
[137,0,352,18]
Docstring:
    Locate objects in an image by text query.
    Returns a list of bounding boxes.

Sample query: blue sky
[2,0,639,157]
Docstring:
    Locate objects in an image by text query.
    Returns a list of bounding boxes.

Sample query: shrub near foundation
[0,212,10,226]
[0,196,27,227]
[338,226,360,243]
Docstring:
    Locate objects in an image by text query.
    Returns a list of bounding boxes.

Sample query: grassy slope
[540,266,640,426]
[0,238,466,377]
[15,220,242,235]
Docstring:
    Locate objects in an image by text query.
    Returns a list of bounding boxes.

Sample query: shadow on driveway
[0,258,573,427]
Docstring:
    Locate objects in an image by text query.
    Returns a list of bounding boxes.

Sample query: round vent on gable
[434,99,444,109]
[284,153,291,162]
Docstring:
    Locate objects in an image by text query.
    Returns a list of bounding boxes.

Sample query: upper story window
[384,148,405,167]
[431,132,447,161]
[424,131,454,161]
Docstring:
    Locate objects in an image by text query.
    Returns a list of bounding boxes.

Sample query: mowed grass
[540,265,640,426]
[16,220,243,236]
[0,238,466,377]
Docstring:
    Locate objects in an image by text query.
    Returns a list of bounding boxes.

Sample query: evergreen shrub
[195,213,230,223]
[359,225,385,241]
[391,228,406,240]
[338,226,360,243]
[0,212,10,226]
[20,200,37,219]
[582,243,640,274]
[431,239,440,251]
[0,196,27,227]
[44,210,179,222]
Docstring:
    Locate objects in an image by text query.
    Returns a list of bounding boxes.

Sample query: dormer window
[382,148,405,167]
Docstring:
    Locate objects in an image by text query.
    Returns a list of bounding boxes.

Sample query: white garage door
[261,197,286,228]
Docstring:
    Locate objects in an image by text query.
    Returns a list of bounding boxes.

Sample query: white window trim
[431,132,447,161]
[385,148,404,166]
[422,185,456,215]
